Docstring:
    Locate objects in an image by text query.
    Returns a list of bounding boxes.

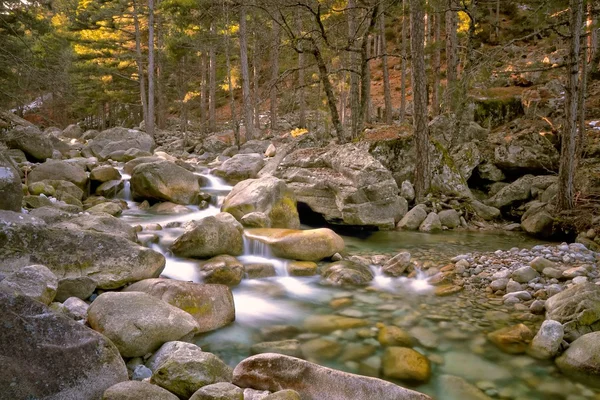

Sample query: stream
[115,166,599,400]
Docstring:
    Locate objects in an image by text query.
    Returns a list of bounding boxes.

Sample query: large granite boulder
[148,342,233,398]
[171,213,244,258]
[245,228,344,261]
[131,160,201,205]
[88,292,199,358]
[232,353,431,400]
[213,153,265,184]
[0,210,165,290]
[0,288,128,400]
[486,175,536,209]
[545,283,600,342]
[53,212,138,242]
[28,160,89,191]
[222,175,300,229]
[274,144,404,229]
[0,264,58,305]
[5,125,53,161]
[0,150,22,211]
[83,127,154,161]
[555,331,600,388]
[125,279,235,333]
[103,381,179,400]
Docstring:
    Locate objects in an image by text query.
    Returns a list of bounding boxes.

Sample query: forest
[1,0,600,400]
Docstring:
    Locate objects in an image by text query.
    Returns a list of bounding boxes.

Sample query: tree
[147,0,156,138]
[270,15,281,130]
[410,0,431,199]
[557,0,584,211]
[239,3,254,139]
[209,22,217,132]
[445,0,458,112]
[380,7,392,124]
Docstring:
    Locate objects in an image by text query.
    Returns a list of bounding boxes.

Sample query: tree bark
[132,0,148,127]
[380,10,392,124]
[239,4,255,140]
[200,53,208,132]
[431,4,441,116]
[348,0,360,138]
[400,0,408,122]
[297,11,306,128]
[357,5,379,135]
[224,2,239,147]
[270,17,281,130]
[410,0,431,199]
[252,28,260,130]
[208,22,217,132]
[147,0,155,138]
[445,0,458,112]
[557,0,584,211]
[312,44,344,142]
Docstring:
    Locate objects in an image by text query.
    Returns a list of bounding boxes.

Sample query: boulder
[486,175,535,209]
[148,342,233,399]
[528,320,564,360]
[125,279,235,333]
[103,381,179,400]
[240,212,272,228]
[5,125,53,161]
[438,209,461,228]
[545,283,600,342]
[124,156,164,174]
[419,212,442,233]
[53,212,138,242]
[55,276,97,302]
[470,200,500,221]
[303,315,368,333]
[87,202,123,216]
[378,326,413,347]
[556,331,600,388]
[487,324,533,354]
[274,144,404,229]
[222,175,300,229]
[0,288,128,400]
[382,347,431,382]
[382,252,412,277]
[213,153,265,184]
[521,209,554,238]
[476,162,505,182]
[400,181,415,202]
[190,382,244,400]
[90,165,121,182]
[83,127,154,160]
[0,264,58,305]
[87,292,199,358]
[29,159,88,191]
[0,210,165,289]
[493,125,559,174]
[199,255,245,286]
[62,124,83,139]
[286,261,318,276]
[321,260,374,286]
[0,151,23,211]
[63,297,89,321]
[232,353,431,400]
[131,161,201,205]
[202,136,230,154]
[171,213,244,258]
[397,205,428,230]
[239,140,271,155]
[245,228,344,261]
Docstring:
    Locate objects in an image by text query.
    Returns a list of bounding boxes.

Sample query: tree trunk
[270,17,281,130]
[155,7,166,130]
[445,0,458,112]
[200,53,208,133]
[400,0,408,122]
[178,57,187,135]
[239,4,254,140]
[312,44,344,142]
[224,2,239,147]
[357,5,379,134]
[380,10,392,124]
[208,22,217,132]
[410,0,431,199]
[557,0,584,211]
[147,0,155,138]
[297,11,306,128]
[431,4,441,116]
[252,28,260,130]
[132,0,148,127]
[348,0,360,138]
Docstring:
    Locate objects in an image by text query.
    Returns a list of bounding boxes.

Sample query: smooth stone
[511,266,539,283]
[286,261,318,276]
[251,340,303,358]
[487,324,533,354]
[303,315,368,333]
[528,320,564,360]
[382,347,431,382]
[102,381,178,400]
[245,228,345,261]
[437,374,493,400]
[545,283,600,342]
[190,382,244,400]
[378,326,413,347]
[0,264,58,305]
[171,213,244,258]
[232,353,431,399]
[300,338,342,360]
[555,331,600,388]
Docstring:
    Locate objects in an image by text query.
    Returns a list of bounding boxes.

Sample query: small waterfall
[121,180,132,201]
[240,236,289,276]
[195,172,233,191]
[368,264,432,293]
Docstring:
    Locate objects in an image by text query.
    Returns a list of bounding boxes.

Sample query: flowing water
[116,167,599,400]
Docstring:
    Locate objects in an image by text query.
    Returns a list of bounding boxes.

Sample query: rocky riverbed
[1,122,600,400]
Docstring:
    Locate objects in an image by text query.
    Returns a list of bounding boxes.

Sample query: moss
[473,96,524,128]
[270,196,299,228]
